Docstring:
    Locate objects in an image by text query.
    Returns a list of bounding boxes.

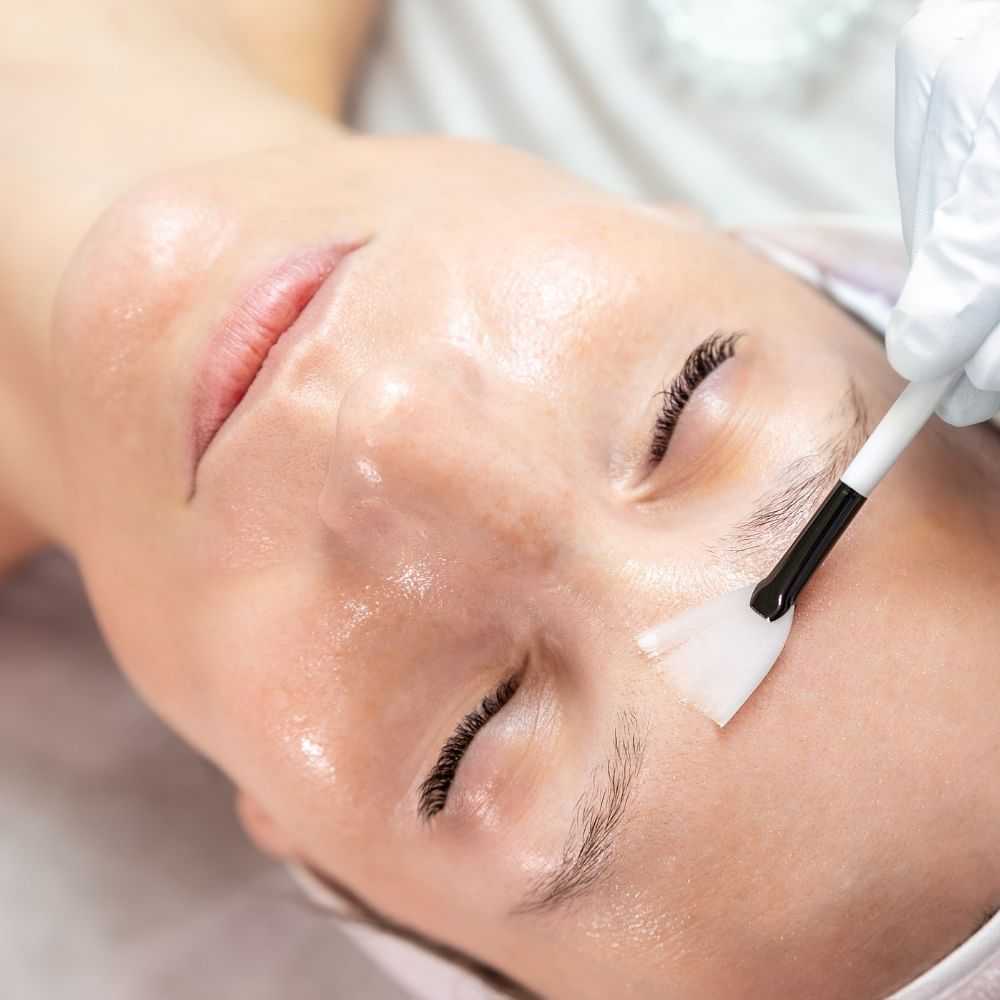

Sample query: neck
[0,0,374,573]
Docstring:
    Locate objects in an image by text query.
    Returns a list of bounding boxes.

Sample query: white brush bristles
[637,584,794,727]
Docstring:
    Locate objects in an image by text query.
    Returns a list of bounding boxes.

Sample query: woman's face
[51,137,999,999]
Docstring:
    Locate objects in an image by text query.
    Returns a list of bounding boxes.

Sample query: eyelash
[418,674,522,821]
[649,331,741,465]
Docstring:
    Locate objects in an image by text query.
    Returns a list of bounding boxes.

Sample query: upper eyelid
[417,671,523,821]
[648,331,741,464]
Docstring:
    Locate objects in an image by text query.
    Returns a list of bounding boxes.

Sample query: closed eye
[649,331,742,466]
[418,672,522,821]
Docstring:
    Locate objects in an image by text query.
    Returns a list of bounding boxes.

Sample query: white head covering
[887,912,1000,999]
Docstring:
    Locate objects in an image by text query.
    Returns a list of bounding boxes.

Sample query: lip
[189,242,362,494]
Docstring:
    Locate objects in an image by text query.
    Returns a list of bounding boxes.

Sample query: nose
[319,350,566,572]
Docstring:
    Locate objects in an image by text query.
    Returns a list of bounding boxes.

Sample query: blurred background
[350,0,917,224]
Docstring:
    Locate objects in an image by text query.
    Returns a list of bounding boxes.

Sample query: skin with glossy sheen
[2,4,999,998]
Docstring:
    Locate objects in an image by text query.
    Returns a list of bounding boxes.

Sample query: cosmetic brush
[637,371,960,729]
[750,371,960,621]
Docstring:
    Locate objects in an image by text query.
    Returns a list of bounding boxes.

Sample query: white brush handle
[842,373,961,497]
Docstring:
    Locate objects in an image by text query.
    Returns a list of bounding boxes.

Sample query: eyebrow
[513,710,646,916]
[714,380,869,566]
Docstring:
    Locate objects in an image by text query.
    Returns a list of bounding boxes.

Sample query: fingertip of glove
[885,314,954,381]
[966,343,1000,393]
[936,377,1000,427]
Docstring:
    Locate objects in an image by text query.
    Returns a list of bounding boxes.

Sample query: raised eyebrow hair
[513,710,646,917]
[714,379,869,566]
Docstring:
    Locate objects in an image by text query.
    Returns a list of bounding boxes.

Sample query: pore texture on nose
[318,353,565,568]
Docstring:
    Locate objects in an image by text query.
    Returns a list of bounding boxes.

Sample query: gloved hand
[887,0,1000,426]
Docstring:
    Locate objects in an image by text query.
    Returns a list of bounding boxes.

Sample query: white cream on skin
[636,584,793,727]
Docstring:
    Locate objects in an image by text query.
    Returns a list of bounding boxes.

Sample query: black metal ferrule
[750,481,866,622]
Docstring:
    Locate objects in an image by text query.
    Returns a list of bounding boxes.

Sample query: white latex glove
[887,0,1000,426]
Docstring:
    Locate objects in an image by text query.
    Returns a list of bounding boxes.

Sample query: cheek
[193,569,424,824]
